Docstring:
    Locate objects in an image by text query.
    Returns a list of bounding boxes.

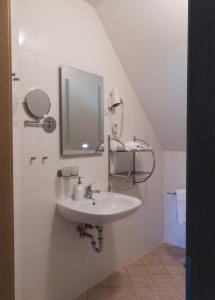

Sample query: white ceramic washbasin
[57,192,142,224]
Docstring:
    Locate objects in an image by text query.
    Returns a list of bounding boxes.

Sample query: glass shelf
[96,149,152,153]
[111,171,151,184]
[109,149,152,153]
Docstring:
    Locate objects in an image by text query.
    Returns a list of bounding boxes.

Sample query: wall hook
[42,156,48,163]
[30,157,36,164]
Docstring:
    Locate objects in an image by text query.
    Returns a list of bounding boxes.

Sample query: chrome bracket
[24,116,56,133]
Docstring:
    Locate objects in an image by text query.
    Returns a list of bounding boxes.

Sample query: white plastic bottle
[73,177,84,201]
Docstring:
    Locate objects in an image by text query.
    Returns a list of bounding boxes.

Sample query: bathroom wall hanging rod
[57,170,79,179]
[167,192,176,195]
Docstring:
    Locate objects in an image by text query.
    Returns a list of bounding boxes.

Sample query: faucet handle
[85,183,101,199]
[86,183,96,190]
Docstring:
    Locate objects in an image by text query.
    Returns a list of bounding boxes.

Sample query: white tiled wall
[11,0,164,299]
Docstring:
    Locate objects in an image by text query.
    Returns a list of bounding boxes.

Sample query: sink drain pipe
[78,224,104,253]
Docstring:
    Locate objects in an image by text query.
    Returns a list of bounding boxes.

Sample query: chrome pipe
[78,224,104,253]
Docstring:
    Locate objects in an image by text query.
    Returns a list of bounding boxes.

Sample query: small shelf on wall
[107,135,156,191]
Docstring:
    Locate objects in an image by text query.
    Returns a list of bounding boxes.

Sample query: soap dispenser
[74,177,84,201]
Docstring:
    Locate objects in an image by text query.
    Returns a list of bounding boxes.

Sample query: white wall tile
[17,0,39,13]
[37,55,60,101]
[18,11,38,53]
[21,158,40,195]
[21,192,56,232]
[22,259,47,299]
[15,268,23,300]
[18,49,37,87]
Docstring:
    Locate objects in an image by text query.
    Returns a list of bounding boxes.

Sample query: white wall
[89,0,188,151]
[164,151,186,248]
[11,0,164,299]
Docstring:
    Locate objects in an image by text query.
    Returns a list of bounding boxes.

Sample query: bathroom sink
[56,192,142,224]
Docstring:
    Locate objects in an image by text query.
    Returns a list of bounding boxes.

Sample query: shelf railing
[95,135,156,191]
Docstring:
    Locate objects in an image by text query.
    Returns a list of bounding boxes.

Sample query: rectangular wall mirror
[60,65,104,156]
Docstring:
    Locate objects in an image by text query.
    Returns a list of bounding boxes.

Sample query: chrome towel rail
[167,192,176,195]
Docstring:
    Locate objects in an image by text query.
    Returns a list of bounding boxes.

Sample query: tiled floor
[76,243,185,300]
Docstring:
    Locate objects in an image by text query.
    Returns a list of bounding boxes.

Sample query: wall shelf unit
[107,135,155,191]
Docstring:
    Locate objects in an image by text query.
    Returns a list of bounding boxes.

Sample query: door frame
[0,0,15,299]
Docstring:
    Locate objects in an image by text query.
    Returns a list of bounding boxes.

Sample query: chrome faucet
[85,183,100,199]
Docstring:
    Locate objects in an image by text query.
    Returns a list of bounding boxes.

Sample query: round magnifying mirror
[25,89,51,119]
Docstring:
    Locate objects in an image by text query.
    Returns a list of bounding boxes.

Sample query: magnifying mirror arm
[24,120,50,127]
[24,117,57,133]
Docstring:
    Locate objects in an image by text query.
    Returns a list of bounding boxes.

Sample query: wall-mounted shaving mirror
[60,65,104,156]
[25,89,51,119]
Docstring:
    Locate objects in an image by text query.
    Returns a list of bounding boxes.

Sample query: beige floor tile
[158,287,185,300]
[133,288,160,300]
[174,275,186,287]
[145,264,169,275]
[109,274,131,288]
[150,274,176,288]
[142,254,162,265]
[168,245,186,257]
[166,265,185,275]
[114,268,128,275]
[87,288,136,300]
[129,274,153,288]
[131,257,145,265]
[150,247,173,256]
[177,286,186,299]
[177,256,186,265]
[159,255,180,265]
[127,264,149,276]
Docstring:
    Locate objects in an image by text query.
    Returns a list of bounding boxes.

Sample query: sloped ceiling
[86,0,188,151]
[86,0,103,5]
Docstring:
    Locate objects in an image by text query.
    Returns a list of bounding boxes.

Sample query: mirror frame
[59,65,104,157]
